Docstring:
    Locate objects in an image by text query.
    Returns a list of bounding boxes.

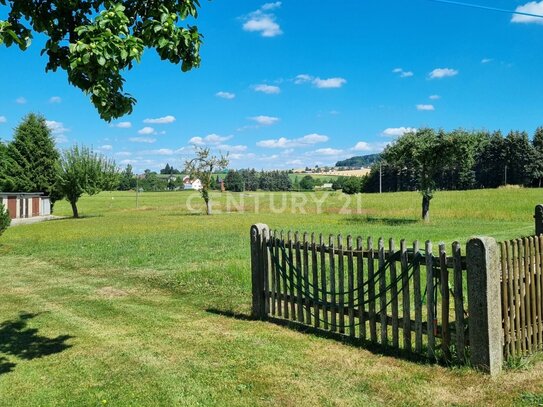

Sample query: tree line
[0,113,119,218]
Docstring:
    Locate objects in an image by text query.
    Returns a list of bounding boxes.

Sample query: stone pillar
[535,204,543,236]
[466,237,503,375]
[251,223,269,320]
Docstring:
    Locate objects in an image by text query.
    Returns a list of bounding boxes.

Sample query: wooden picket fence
[500,235,543,358]
[251,224,469,362]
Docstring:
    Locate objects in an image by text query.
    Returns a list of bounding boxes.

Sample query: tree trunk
[422,195,431,222]
[71,200,79,218]
[205,198,212,215]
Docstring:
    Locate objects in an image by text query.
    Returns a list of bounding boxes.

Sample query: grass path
[1,190,543,405]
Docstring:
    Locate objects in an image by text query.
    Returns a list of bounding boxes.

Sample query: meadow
[1,188,543,406]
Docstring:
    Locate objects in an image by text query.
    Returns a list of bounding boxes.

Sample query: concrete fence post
[251,223,269,320]
[466,237,503,375]
[535,204,543,236]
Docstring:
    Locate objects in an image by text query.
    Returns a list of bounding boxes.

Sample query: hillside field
[1,189,543,406]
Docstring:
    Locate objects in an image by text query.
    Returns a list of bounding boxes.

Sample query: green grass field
[1,189,543,406]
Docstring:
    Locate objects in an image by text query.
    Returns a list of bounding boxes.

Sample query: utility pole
[136,177,139,208]
[379,162,383,194]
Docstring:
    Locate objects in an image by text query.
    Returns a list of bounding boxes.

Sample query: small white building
[183,176,203,191]
[0,192,51,219]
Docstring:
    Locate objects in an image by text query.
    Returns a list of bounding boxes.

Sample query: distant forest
[335,154,380,167]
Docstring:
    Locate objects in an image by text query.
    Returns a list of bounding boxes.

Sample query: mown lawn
[1,189,543,406]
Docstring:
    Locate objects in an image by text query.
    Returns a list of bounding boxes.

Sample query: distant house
[0,192,51,220]
[315,183,334,191]
[183,176,203,191]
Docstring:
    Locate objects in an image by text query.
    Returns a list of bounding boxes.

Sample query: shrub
[0,202,11,237]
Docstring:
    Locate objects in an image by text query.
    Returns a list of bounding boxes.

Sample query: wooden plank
[389,239,399,348]
[295,232,304,324]
[529,236,539,352]
[505,240,516,357]
[320,234,329,330]
[426,241,435,359]
[378,238,388,345]
[439,243,450,361]
[402,239,411,352]
[513,239,523,355]
[538,236,543,350]
[523,238,532,354]
[273,230,282,318]
[347,235,356,338]
[368,237,377,342]
[262,228,270,316]
[270,230,276,316]
[303,232,311,325]
[338,235,345,334]
[329,235,337,332]
[311,233,320,329]
[413,240,423,354]
[288,231,296,321]
[452,241,465,362]
[500,241,510,358]
[357,236,366,340]
[281,231,289,319]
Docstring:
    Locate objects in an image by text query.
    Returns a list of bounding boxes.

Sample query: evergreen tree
[118,164,136,190]
[4,113,60,199]
[224,170,244,192]
[0,202,10,237]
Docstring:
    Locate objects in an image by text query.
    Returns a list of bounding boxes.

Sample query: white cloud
[143,149,175,156]
[138,126,156,135]
[512,2,543,24]
[218,144,248,153]
[100,145,113,151]
[242,4,283,37]
[129,137,156,144]
[481,58,493,64]
[216,91,236,99]
[49,96,62,103]
[294,74,347,89]
[312,77,347,89]
[429,95,441,100]
[416,104,435,111]
[351,141,389,153]
[46,120,70,135]
[189,134,233,146]
[311,148,344,156]
[143,115,176,124]
[257,133,329,148]
[382,127,417,137]
[115,151,132,157]
[429,68,458,79]
[250,115,279,126]
[0,116,6,124]
[254,84,281,94]
[261,2,281,10]
[393,68,414,78]
[111,121,132,128]
[352,142,371,152]
[16,97,27,104]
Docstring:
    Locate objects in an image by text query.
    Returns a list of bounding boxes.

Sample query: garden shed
[0,192,51,219]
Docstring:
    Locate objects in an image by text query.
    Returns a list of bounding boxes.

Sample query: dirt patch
[96,286,129,298]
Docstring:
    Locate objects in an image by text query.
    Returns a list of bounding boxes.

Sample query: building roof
[0,192,45,197]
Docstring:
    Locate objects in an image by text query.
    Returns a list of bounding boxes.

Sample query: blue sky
[2,0,543,172]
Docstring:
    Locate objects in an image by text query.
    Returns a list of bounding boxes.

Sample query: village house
[183,176,203,191]
[0,192,51,220]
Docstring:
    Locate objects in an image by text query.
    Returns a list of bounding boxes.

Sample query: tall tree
[184,147,228,215]
[118,163,136,191]
[4,113,60,197]
[383,128,454,222]
[56,145,119,218]
[0,1,202,121]
[224,170,244,192]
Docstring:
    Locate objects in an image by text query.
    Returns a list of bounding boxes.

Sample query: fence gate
[250,224,469,363]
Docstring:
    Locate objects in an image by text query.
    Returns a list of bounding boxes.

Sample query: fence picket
[287,231,296,321]
[368,237,377,342]
[523,238,532,354]
[513,239,523,355]
[453,241,465,362]
[505,240,515,357]
[357,237,366,340]
[390,239,399,348]
[439,243,450,360]
[320,234,328,330]
[329,235,337,333]
[537,236,543,350]
[378,238,387,345]
[530,237,538,350]
[347,236,355,338]
[262,229,270,316]
[303,233,311,325]
[270,229,276,317]
[426,241,435,359]
[401,239,411,352]
[311,233,319,329]
[413,240,423,354]
[338,235,345,334]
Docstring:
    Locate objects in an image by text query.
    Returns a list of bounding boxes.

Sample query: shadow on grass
[0,312,73,375]
[207,308,443,367]
[345,216,419,226]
